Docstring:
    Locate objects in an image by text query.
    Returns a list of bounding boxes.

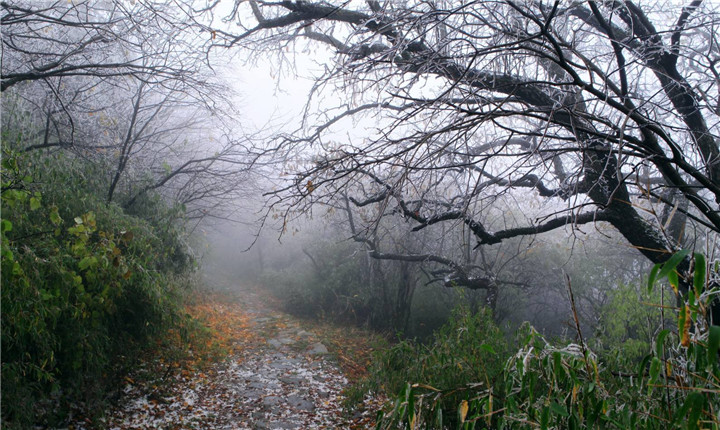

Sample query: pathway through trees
[72,276,376,429]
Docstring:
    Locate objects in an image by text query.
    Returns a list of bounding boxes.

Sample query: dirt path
[81,278,358,429]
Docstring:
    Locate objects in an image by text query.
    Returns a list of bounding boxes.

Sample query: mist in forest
[197,200,652,342]
[4,1,720,427]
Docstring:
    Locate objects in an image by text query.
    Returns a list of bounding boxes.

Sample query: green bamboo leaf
[657,249,690,280]
[655,329,670,358]
[375,410,384,430]
[540,406,550,430]
[688,289,696,308]
[550,401,569,417]
[553,351,563,378]
[407,385,415,425]
[648,263,661,293]
[667,270,679,294]
[708,325,720,368]
[434,407,443,428]
[693,253,706,296]
[648,357,661,394]
[480,344,496,354]
[686,392,704,430]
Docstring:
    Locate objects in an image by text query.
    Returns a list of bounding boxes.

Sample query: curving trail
[79,279,360,429]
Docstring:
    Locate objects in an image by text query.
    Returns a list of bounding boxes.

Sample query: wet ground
[78,282,356,429]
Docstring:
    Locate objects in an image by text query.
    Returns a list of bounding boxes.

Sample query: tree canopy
[209,0,720,320]
[3,0,719,315]
[1,0,257,222]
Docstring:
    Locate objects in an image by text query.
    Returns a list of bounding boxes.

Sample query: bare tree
[2,0,259,224]
[216,1,720,320]
[1,0,210,92]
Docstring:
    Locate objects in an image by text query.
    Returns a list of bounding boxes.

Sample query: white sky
[223,58,315,132]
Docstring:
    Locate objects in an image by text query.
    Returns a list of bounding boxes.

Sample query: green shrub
[593,280,672,365]
[1,147,193,427]
[374,251,720,429]
[351,305,510,428]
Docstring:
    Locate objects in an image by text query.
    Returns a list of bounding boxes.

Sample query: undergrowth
[346,306,511,427]
[1,141,197,427]
[356,252,720,429]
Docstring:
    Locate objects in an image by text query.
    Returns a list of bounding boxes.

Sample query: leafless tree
[1,0,259,224]
[1,0,211,92]
[215,1,720,321]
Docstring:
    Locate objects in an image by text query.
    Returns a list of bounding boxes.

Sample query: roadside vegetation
[369,256,719,429]
[254,242,719,429]
[1,137,200,427]
[1,2,251,426]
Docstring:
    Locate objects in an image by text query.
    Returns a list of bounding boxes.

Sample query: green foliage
[594,281,671,364]
[351,305,510,428]
[260,240,388,328]
[1,147,193,427]
[372,251,720,429]
[260,237,459,336]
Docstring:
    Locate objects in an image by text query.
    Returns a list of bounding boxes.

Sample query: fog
[170,0,720,344]
[195,190,655,341]
[5,2,720,427]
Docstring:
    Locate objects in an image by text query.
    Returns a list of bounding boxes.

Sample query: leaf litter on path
[68,286,363,429]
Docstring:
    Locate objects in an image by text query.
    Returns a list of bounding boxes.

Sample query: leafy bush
[1,147,193,427]
[350,305,510,428]
[373,251,720,429]
[593,280,672,364]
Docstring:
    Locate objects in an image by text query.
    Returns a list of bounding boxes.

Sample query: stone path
[79,283,351,429]
[218,311,348,429]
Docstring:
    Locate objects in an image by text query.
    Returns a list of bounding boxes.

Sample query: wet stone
[255,420,299,430]
[262,395,283,408]
[288,395,315,412]
[312,372,327,381]
[249,380,278,390]
[307,342,329,355]
[279,376,303,385]
[268,360,297,371]
[241,388,265,399]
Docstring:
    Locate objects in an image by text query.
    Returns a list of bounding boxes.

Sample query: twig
[564,273,593,377]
